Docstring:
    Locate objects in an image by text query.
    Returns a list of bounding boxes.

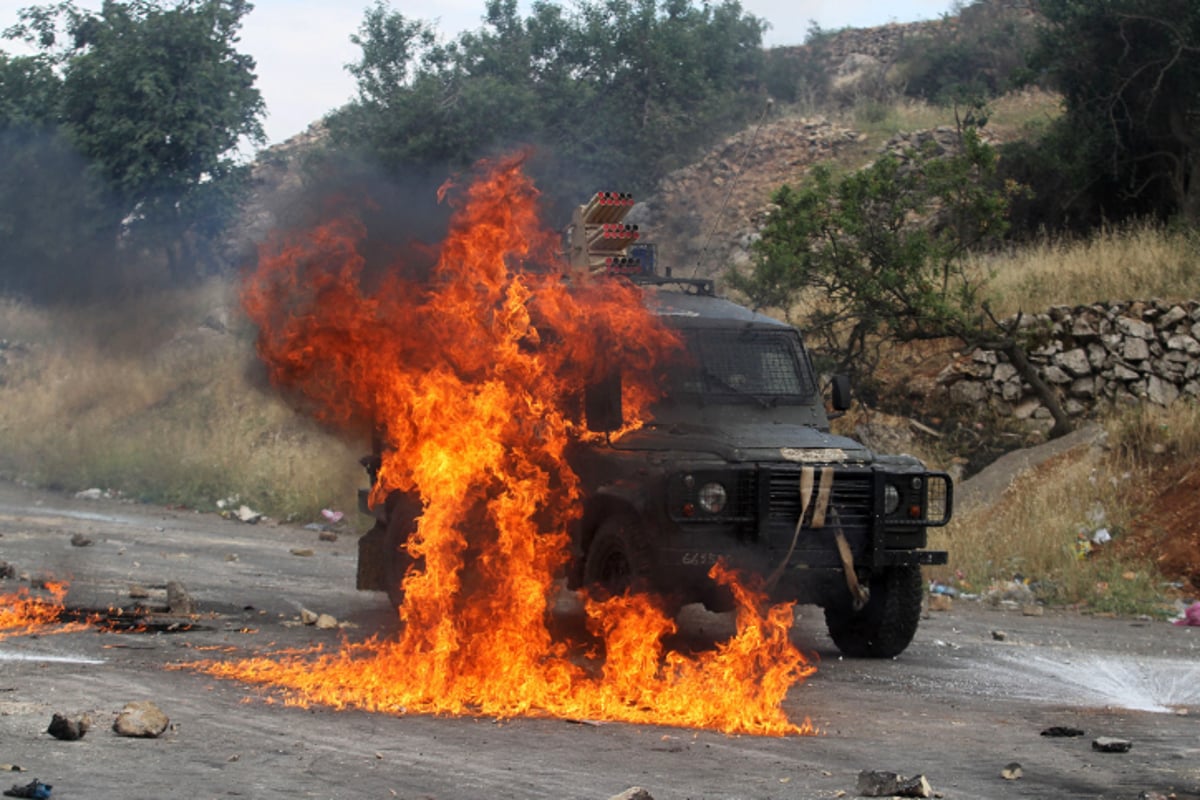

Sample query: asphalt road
[0,481,1197,800]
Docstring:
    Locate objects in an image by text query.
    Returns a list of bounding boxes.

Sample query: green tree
[1029,0,1200,224]
[730,127,1071,436]
[0,50,120,300]
[5,0,266,283]
[327,0,768,217]
[762,22,834,110]
[0,51,59,127]
[897,1,1039,106]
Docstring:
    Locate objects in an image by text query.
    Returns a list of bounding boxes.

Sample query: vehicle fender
[568,484,648,589]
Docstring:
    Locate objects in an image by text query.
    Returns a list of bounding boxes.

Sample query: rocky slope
[628,121,989,286]
[627,116,863,282]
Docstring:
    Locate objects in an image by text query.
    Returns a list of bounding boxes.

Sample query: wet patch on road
[987,651,1200,712]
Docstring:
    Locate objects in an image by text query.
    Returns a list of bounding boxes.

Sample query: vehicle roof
[643,287,791,329]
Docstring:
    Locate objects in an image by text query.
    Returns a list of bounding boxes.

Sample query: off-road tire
[824,565,923,658]
[583,514,654,598]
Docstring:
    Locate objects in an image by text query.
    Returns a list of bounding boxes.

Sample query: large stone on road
[112,701,169,738]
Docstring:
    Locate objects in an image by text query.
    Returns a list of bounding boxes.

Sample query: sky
[1,0,956,147]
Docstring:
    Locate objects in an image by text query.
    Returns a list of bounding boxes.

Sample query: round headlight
[698,482,727,514]
[884,484,901,515]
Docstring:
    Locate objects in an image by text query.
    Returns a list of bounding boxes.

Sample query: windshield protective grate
[674,329,818,401]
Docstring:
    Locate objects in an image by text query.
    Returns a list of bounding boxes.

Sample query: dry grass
[771,223,1198,351]
[0,281,364,521]
[841,87,1062,151]
[976,222,1200,316]
[930,446,1109,597]
[978,87,1063,140]
[1107,400,1200,466]
[928,401,1200,616]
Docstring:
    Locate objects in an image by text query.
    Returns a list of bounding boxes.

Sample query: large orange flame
[199,156,815,735]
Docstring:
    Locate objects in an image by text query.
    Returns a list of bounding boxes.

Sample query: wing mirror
[829,374,851,416]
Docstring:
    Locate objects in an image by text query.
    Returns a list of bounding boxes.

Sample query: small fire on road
[0,582,90,640]
[0,581,201,638]
[194,157,815,735]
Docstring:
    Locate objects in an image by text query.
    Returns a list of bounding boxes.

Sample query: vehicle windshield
[663,328,818,404]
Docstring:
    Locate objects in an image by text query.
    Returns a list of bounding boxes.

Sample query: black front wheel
[823,565,923,658]
[582,515,654,598]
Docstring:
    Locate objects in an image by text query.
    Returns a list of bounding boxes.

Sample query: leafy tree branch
[730,125,1071,436]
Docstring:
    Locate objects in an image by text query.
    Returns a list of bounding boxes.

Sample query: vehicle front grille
[730,471,758,520]
[764,468,873,547]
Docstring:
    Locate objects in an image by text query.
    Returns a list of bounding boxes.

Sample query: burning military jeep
[358,191,952,658]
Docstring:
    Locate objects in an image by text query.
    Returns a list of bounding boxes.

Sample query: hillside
[628,116,863,280]
[2,16,1197,615]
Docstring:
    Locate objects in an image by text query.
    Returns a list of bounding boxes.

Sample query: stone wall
[936,300,1200,430]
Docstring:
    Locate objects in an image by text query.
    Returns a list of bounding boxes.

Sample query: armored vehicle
[357,192,952,658]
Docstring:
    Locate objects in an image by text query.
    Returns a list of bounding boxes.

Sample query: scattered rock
[299,608,319,625]
[984,580,1035,606]
[649,735,688,752]
[1041,725,1085,737]
[1000,762,1022,780]
[127,584,150,599]
[74,488,104,500]
[68,533,92,547]
[290,548,314,557]
[112,700,169,738]
[0,561,14,579]
[166,581,194,615]
[1092,737,1132,753]
[1021,604,1044,617]
[318,530,339,542]
[608,788,654,800]
[927,594,952,612]
[315,613,338,630]
[46,712,91,741]
[856,770,932,798]
[991,630,1007,641]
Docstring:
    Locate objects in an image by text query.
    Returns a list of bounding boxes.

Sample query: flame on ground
[193,156,816,736]
[0,582,90,641]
